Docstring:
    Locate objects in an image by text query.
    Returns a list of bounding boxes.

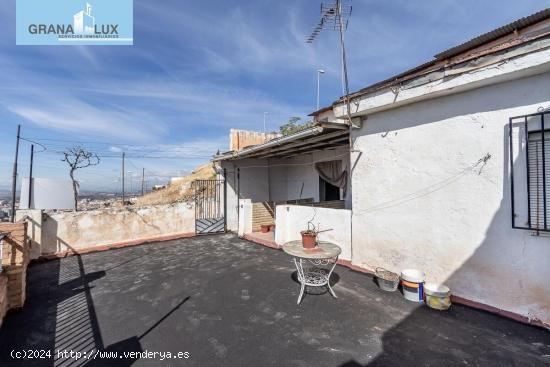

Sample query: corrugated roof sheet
[435,8,550,60]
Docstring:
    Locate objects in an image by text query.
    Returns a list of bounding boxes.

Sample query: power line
[97,155,212,159]
[18,137,48,153]
[40,151,212,160]
[21,136,151,147]
[22,136,218,154]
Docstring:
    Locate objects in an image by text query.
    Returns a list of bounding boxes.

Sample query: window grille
[509,111,550,231]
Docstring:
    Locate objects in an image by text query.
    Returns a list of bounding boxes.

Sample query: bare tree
[62,146,100,211]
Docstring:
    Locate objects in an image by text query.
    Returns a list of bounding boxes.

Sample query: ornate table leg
[326,256,338,299]
[293,258,306,305]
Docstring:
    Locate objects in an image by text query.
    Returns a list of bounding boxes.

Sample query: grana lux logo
[27,2,119,38]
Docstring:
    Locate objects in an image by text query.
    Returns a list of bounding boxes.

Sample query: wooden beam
[277,144,348,159]
[255,136,349,159]
[319,121,349,130]
[243,130,348,159]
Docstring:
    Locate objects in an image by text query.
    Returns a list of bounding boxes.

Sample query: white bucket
[400,269,425,303]
[401,269,425,283]
[424,283,451,310]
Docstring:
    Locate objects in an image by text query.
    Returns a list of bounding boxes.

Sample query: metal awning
[213,123,349,161]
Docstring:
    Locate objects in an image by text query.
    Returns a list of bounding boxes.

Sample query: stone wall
[0,275,8,329]
[0,221,30,328]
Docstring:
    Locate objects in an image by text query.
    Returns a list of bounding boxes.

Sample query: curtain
[315,160,348,197]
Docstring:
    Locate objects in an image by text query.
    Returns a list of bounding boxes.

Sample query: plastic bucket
[424,283,451,310]
[375,268,399,292]
[401,280,424,302]
[400,269,425,303]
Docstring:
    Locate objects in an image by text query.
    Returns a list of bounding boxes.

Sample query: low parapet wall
[18,202,195,258]
[275,204,352,261]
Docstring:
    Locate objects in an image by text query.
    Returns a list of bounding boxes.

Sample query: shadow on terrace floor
[0,234,548,367]
[0,238,190,367]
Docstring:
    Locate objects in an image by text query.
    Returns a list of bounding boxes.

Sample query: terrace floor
[0,234,548,366]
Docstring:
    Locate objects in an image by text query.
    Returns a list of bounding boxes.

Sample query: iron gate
[193,179,226,234]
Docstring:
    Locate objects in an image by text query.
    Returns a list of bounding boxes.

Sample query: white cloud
[7,98,166,142]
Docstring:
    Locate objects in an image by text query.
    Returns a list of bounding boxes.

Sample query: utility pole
[141,168,145,196]
[28,145,34,209]
[10,125,21,222]
[263,112,268,134]
[129,171,133,194]
[317,69,325,110]
[122,152,125,204]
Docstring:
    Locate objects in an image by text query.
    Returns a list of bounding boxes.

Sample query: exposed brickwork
[229,129,279,151]
[251,202,275,232]
[0,222,30,311]
[0,275,8,329]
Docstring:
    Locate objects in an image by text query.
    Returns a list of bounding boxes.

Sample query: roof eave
[212,126,326,162]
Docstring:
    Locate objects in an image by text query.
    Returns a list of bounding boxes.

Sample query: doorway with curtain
[315,159,347,202]
[319,177,341,201]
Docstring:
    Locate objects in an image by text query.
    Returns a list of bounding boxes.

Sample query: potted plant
[260,224,271,233]
[300,220,318,249]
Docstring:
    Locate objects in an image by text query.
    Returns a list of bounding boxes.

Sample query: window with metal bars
[509,110,550,231]
[527,131,550,229]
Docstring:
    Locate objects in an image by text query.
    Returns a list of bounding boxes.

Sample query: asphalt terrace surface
[0,233,549,366]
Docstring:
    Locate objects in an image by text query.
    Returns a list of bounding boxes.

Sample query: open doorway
[319,177,341,201]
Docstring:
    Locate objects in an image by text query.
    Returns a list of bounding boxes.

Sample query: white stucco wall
[237,199,252,236]
[350,71,550,325]
[39,202,195,255]
[275,205,352,261]
[222,148,351,233]
[222,159,269,232]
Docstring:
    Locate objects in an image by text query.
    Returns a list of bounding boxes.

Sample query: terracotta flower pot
[301,231,317,249]
[260,224,270,233]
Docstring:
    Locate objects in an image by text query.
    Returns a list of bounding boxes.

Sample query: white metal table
[282,241,342,305]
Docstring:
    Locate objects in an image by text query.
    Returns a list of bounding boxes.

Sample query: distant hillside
[133,162,216,207]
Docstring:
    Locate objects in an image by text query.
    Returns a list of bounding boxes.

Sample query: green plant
[279,117,314,136]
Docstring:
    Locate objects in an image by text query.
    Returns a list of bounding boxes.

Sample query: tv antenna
[306,1,353,126]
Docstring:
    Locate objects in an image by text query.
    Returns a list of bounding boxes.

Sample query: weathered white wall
[16,210,43,259]
[238,199,252,236]
[333,42,550,118]
[222,159,269,232]
[275,205,351,261]
[350,72,550,325]
[223,148,351,233]
[39,202,195,256]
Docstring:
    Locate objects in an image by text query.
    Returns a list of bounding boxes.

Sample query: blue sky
[0,0,548,193]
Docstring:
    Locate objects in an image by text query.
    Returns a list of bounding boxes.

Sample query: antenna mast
[306,1,353,125]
